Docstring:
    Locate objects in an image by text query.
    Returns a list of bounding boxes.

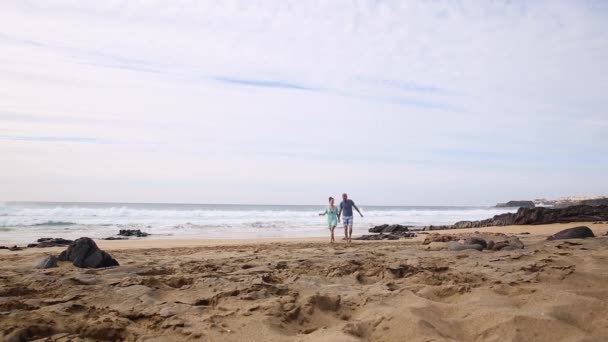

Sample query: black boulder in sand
[547,226,595,240]
[58,237,119,268]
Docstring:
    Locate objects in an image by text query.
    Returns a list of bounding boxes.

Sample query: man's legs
[343,216,353,242]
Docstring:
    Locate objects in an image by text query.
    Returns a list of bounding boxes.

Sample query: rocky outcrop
[355,232,416,241]
[28,238,74,248]
[423,233,524,251]
[547,226,595,241]
[118,229,150,237]
[58,237,119,268]
[103,230,149,240]
[496,200,535,208]
[368,224,410,233]
[462,237,487,249]
[424,205,608,230]
[356,224,415,240]
[0,245,25,251]
[581,198,608,206]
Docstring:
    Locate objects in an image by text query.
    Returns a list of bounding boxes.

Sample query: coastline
[0,202,519,244]
[2,222,606,253]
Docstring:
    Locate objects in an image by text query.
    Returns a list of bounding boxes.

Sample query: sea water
[0,202,516,244]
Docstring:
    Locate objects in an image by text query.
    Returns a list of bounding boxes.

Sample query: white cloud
[1,0,607,205]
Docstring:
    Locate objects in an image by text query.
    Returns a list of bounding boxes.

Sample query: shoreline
[2,222,606,254]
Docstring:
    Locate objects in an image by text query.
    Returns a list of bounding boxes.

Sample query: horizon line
[1,200,497,208]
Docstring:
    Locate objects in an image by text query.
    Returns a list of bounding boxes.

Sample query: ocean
[0,202,516,244]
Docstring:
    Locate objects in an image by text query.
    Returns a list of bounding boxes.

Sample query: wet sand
[1,223,607,341]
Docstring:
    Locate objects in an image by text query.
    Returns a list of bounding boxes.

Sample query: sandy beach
[1,222,608,341]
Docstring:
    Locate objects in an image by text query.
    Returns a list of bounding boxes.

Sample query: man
[338,193,363,243]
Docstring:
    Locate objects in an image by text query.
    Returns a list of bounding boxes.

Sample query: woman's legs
[330,226,335,243]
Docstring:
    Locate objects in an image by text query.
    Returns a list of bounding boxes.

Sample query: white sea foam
[0,203,516,243]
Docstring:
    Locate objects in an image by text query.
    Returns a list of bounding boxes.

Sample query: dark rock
[117,229,150,237]
[353,231,417,240]
[496,200,535,208]
[581,198,608,206]
[547,226,595,241]
[368,224,409,233]
[355,231,416,240]
[36,255,58,269]
[368,224,388,233]
[463,238,487,249]
[492,241,511,250]
[427,205,608,230]
[103,237,128,240]
[27,243,39,248]
[396,232,416,238]
[384,225,409,233]
[8,245,24,251]
[58,237,119,268]
[35,238,74,248]
[356,234,384,240]
[490,237,524,250]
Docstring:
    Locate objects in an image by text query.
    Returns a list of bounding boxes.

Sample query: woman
[319,197,340,244]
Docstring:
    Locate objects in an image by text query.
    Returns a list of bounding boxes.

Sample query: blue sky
[1,0,607,205]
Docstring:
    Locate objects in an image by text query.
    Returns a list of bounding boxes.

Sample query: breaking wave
[0,203,516,243]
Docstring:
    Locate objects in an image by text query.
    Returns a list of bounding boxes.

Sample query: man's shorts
[343,216,354,226]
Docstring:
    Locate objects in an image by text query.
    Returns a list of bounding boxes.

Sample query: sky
[1,0,607,206]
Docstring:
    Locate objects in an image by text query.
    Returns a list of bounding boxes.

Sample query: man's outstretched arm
[353,203,364,217]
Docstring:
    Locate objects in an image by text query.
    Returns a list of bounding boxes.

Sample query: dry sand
[1,223,608,341]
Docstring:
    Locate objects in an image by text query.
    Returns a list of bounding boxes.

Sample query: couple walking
[319,193,363,244]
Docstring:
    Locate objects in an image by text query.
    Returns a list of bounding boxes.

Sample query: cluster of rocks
[27,237,73,248]
[36,237,120,269]
[0,245,25,251]
[423,226,599,252]
[423,205,608,230]
[496,200,535,208]
[423,233,524,252]
[103,229,150,240]
[2,230,150,252]
[355,224,417,240]
[1,238,74,251]
[118,229,150,237]
[581,198,608,206]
